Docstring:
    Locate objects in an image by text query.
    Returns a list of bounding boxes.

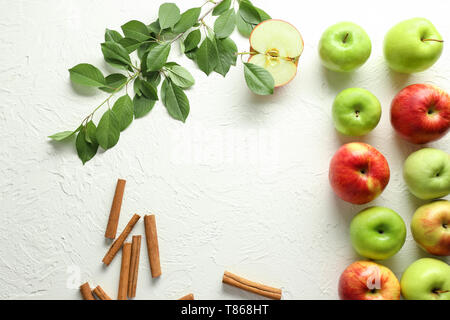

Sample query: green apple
[350,207,406,260]
[403,148,450,200]
[318,22,372,72]
[401,258,450,300]
[384,18,444,74]
[332,88,381,136]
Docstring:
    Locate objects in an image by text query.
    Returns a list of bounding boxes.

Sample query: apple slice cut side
[249,19,303,87]
[248,54,298,87]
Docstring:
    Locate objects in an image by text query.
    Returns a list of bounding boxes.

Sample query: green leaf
[159,30,178,40]
[112,94,134,131]
[173,7,201,33]
[96,109,121,150]
[99,73,127,93]
[48,125,82,141]
[243,63,274,95]
[69,64,106,87]
[238,1,261,24]
[166,65,195,88]
[212,0,231,16]
[118,37,141,53]
[146,43,171,72]
[76,129,98,165]
[140,80,159,100]
[105,29,123,42]
[148,20,161,34]
[158,3,181,29]
[85,121,97,144]
[161,79,190,122]
[255,7,271,21]
[134,77,142,96]
[145,71,162,86]
[49,131,75,141]
[196,37,218,75]
[133,95,156,119]
[214,9,236,39]
[138,42,157,60]
[236,12,254,37]
[121,20,151,42]
[219,37,238,66]
[184,29,201,52]
[101,41,132,70]
[214,37,237,76]
[185,48,197,62]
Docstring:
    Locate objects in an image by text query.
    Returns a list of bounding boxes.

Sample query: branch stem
[81,71,140,125]
[170,0,224,44]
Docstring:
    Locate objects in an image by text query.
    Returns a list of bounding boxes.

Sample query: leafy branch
[50,0,274,164]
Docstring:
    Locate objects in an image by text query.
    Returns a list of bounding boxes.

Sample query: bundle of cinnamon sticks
[80,179,162,300]
[79,178,282,301]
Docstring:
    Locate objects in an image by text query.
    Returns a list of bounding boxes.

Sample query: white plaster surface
[0,0,449,300]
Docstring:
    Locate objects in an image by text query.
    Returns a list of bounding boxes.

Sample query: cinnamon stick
[118,242,132,300]
[92,285,112,300]
[222,271,282,300]
[179,293,195,300]
[79,282,95,300]
[102,214,140,265]
[105,179,126,239]
[144,215,161,278]
[128,235,141,298]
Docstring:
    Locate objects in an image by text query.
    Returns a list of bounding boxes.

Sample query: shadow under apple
[321,66,356,92]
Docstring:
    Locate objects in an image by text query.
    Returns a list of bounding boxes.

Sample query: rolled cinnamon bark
[118,242,132,300]
[92,285,112,300]
[102,214,140,265]
[105,179,126,239]
[128,235,141,298]
[222,271,282,300]
[79,282,95,300]
[179,293,195,300]
[144,215,161,278]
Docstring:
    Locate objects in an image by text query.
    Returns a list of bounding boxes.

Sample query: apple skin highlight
[329,143,390,204]
[338,261,401,300]
[391,84,450,144]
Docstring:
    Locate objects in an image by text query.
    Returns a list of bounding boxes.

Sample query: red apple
[391,84,450,144]
[339,261,401,300]
[329,142,390,204]
[411,200,450,256]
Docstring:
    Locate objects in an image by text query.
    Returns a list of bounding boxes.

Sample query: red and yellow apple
[411,200,450,256]
[338,261,401,300]
[329,142,390,204]
[248,19,304,87]
[391,84,450,144]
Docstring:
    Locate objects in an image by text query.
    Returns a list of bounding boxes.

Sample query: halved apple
[249,19,304,87]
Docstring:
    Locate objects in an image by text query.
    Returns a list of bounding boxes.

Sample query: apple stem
[422,38,444,43]
[343,33,349,43]
[433,289,449,294]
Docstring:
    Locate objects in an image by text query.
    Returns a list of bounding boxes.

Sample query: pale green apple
[403,148,450,200]
[401,258,450,300]
[384,18,443,73]
[350,207,406,260]
[319,22,372,72]
[332,88,381,136]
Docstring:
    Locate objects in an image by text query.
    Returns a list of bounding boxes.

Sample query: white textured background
[0,0,449,300]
